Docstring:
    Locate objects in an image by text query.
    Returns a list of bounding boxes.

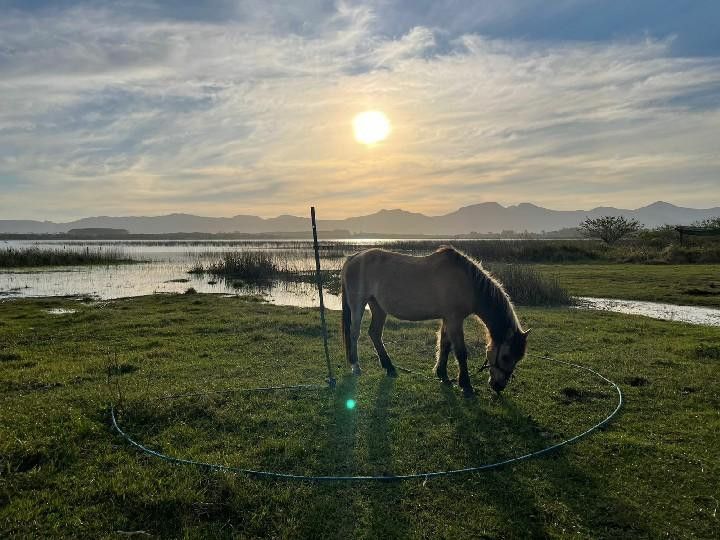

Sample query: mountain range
[2,202,718,236]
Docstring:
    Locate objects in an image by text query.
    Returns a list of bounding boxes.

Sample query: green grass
[536,264,720,308]
[0,247,135,268]
[1,295,719,538]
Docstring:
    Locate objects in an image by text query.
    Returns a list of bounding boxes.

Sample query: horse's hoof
[437,376,452,385]
[351,364,362,376]
[386,367,398,378]
[461,387,476,398]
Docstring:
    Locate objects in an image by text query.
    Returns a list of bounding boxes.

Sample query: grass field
[535,264,720,308]
[1,294,719,538]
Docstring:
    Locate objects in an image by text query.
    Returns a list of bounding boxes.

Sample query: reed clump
[189,251,332,283]
[0,247,134,268]
[487,263,571,306]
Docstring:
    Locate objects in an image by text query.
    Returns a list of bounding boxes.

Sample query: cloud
[0,1,719,220]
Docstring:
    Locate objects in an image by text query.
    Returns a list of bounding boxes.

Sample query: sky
[1,1,719,220]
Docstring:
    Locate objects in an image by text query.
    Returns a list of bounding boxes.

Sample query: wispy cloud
[0,1,719,219]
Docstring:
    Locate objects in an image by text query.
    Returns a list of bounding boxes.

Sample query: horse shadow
[296,370,646,538]
[436,385,650,537]
[294,374,414,538]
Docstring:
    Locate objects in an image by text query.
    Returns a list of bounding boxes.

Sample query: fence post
[311,207,335,389]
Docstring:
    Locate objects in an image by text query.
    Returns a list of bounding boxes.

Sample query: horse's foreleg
[447,320,474,397]
[433,320,452,383]
[368,300,397,377]
[349,298,366,375]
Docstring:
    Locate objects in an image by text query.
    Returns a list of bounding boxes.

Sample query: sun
[353,111,391,145]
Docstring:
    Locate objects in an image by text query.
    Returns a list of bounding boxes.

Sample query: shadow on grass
[364,376,413,538]
[108,371,644,538]
[437,387,650,537]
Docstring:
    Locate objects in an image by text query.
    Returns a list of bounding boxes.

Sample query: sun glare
[353,111,391,145]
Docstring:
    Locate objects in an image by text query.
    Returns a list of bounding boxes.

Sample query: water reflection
[576,297,720,327]
[0,262,343,309]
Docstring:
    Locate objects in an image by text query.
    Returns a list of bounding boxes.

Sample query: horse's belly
[385,306,442,321]
[373,285,446,321]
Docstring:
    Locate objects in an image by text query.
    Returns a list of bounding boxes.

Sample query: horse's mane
[436,246,520,345]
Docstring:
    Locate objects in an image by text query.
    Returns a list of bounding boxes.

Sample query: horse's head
[486,328,530,393]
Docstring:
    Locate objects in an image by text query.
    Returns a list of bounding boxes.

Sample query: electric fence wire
[109,351,622,482]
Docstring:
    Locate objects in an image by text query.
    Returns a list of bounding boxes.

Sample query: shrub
[579,216,641,245]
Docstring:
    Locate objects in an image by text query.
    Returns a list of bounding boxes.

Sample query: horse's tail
[341,279,352,364]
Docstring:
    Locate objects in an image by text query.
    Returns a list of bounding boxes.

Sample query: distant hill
[1,201,718,235]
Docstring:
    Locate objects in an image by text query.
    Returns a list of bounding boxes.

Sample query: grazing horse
[340,246,530,395]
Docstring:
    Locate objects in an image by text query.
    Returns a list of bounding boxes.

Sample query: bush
[579,216,641,245]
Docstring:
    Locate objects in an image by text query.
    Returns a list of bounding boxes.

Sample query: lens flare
[345,399,357,410]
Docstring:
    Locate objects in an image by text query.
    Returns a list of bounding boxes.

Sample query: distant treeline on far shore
[0,227,584,241]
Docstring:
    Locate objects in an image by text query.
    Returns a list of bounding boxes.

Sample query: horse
[340,246,530,396]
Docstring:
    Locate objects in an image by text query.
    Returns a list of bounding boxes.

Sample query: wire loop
[110,352,622,482]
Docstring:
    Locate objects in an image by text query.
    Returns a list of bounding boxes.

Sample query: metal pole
[311,207,335,388]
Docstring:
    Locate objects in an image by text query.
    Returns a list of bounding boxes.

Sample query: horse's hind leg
[349,297,367,375]
[447,318,474,397]
[368,299,397,377]
[433,319,452,383]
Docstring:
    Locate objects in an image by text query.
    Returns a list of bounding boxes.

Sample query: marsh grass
[384,239,608,263]
[318,237,720,264]
[488,264,571,306]
[201,252,282,280]
[0,246,135,268]
[189,251,308,279]
[188,251,342,293]
[188,250,569,305]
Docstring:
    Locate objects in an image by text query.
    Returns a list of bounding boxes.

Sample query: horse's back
[341,248,474,320]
